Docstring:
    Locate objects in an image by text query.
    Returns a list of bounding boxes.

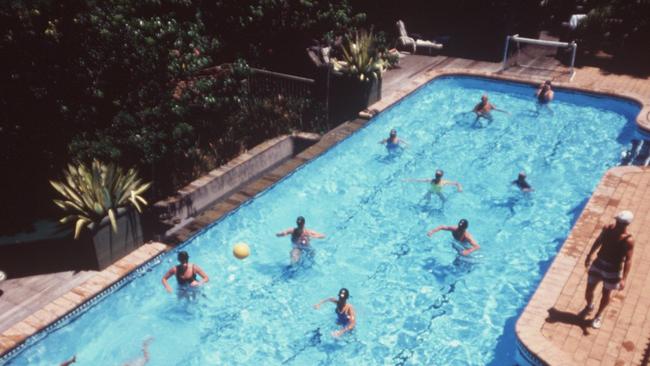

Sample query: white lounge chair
[396,20,443,55]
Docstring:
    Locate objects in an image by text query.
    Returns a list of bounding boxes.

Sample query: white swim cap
[615,210,634,225]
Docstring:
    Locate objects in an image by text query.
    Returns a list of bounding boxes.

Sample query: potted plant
[329,30,385,121]
[50,160,151,270]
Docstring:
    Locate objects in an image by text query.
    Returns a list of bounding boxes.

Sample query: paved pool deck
[1,53,650,363]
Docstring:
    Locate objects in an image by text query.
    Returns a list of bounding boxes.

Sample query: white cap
[615,210,634,225]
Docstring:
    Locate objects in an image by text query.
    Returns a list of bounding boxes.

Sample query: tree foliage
[0,0,360,232]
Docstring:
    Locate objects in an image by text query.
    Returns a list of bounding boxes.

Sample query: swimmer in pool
[536,80,554,104]
[404,169,462,202]
[276,216,325,264]
[313,288,356,337]
[473,94,508,122]
[162,251,209,293]
[380,129,407,149]
[512,171,534,192]
[427,219,480,256]
[60,337,153,366]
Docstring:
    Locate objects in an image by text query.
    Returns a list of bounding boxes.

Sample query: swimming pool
[5,76,642,365]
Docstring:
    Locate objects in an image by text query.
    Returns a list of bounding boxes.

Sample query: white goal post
[501,34,578,81]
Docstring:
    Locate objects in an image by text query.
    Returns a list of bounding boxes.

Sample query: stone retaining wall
[153,132,320,228]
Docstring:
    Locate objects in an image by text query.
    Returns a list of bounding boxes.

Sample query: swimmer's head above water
[390,129,397,137]
[434,169,444,183]
[518,171,527,181]
[337,288,350,309]
[458,219,468,231]
[296,216,305,228]
[178,251,189,265]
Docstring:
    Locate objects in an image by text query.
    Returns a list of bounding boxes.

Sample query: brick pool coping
[0,242,170,357]
[1,65,649,361]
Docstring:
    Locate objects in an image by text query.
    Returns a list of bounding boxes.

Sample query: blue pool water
[6,76,641,365]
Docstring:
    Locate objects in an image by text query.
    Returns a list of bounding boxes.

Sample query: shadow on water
[487,233,571,365]
[568,197,589,227]
[486,314,518,366]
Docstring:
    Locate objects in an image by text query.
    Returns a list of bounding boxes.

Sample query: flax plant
[332,30,385,82]
[50,160,151,239]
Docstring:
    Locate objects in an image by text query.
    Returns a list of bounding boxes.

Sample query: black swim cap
[178,251,189,263]
[390,129,397,136]
[296,216,305,226]
[458,219,468,229]
[338,288,349,300]
[435,170,444,177]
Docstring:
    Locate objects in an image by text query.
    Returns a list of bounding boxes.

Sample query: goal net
[501,35,577,81]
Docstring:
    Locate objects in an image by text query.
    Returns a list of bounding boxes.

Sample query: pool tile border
[0,242,170,360]
[1,64,648,363]
[363,68,650,133]
[515,166,650,366]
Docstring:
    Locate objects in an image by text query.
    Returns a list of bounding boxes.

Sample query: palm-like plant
[50,160,151,239]
[332,30,385,82]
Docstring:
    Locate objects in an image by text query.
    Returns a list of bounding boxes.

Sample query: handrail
[249,67,315,84]
[511,35,574,48]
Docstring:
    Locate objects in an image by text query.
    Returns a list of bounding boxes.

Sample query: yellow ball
[233,242,250,259]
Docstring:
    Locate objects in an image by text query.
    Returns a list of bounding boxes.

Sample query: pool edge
[365,69,650,134]
[2,60,649,364]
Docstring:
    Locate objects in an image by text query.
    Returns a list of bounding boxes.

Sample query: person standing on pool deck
[512,171,534,192]
[276,216,325,264]
[582,210,635,329]
[404,169,462,201]
[536,80,554,104]
[380,129,407,149]
[162,251,209,293]
[473,94,508,121]
[427,219,480,256]
[314,288,356,337]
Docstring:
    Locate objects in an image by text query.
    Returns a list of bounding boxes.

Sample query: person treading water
[161,251,209,294]
[404,169,462,203]
[512,171,534,192]
[536,80,554,104]
[379,129,407,150]
[276,216,325,264]
[427,219,480,256]
[472,94,508,123]
[313,288,356,337]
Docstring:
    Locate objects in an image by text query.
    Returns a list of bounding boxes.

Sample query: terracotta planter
[81,207,144,270]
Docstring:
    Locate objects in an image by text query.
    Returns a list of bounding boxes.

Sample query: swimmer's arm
[276,228,293,237]
[584,228,606,267]
[334,306,356,337]
[402,178,431,183]
[492,105,510,115]
[313,297,337,309]
[620,238,634,290]
[306,229,325,239]
[162,267,176,293]
[442,180,462,192]
[461,233,480,256]
[194,265,209,285]
[379,138,388,144]
[427,225,453,237]
[399,139,408,146]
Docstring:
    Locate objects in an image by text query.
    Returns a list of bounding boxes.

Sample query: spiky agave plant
[332,30,385,82]
[50,160,151,239]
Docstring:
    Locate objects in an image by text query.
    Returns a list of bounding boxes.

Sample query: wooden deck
[1,50,650,363]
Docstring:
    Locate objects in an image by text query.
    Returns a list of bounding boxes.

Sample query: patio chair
[396,20,443,55]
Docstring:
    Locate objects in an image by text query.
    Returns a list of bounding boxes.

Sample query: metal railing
[248,67,315,99]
